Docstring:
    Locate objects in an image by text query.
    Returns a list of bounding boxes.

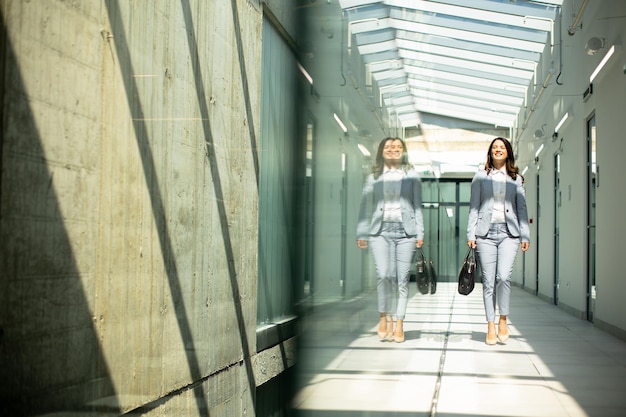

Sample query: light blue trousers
[476,223,520,322]
[369,222,416,320]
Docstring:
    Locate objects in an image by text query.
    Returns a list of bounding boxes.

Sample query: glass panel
[439,182,456,204]
[421,180,438,203]
[435,203,455,280]
[459,181,471,202]
[457,201,470,266]
[257,21,298,325]
[408,78,525,106]
[411,90,520,115]
[389,0,555,31]
[398,45,534,79]
[419,180,472,282]
[304,119,315,297]
[391,18,546,52]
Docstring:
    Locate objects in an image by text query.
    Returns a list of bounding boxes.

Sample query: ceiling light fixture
[357,143,371,157]
[334,113,348,133]
[297,62,313,85]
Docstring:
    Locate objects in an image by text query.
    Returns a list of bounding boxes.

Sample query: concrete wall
[516,0,626,339]
[0,1,294,415]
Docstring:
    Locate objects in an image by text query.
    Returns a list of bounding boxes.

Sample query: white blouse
[491,167,507,224]
[382,167,404,222]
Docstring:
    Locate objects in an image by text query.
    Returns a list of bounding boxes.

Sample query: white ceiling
[340,0,563,129]
[296,0,563,175]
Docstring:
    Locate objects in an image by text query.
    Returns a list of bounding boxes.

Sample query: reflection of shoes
[392,332,405,343]
[377,318,387,339]
[385,319,394,341]
[486,335,497,345]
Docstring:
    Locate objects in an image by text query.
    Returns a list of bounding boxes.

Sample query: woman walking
[357,137,424,343]
[467,137,530,345]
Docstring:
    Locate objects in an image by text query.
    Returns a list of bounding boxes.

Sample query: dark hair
[485,137,522,181]
[371,137,410,179]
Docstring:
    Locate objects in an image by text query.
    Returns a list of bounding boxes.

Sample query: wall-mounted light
[357,143,371,157]
[553,112,569,140]
[590,44,620,83]
[297,62,313,85]
[534,143,544,159]
[585,37,605,56]
[333,113,348,133]
[554,112,569,133]
[582,83,593,102]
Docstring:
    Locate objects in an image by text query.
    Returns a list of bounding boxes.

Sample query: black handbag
[458,247,476,295]
[415,248,430,294]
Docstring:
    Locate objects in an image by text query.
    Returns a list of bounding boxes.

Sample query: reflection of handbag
[428,259,437,294]
[415,248,430,294]
[458,247,476,295]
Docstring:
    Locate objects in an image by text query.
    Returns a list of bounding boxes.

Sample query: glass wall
[257,19,300,326]
[422,178,472,282]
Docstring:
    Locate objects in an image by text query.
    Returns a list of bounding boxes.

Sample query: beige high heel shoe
[385,317,394,341]
[391,319,405,343]
[486,322,497,345]
[497,319,509,343]
[377,315,387,340]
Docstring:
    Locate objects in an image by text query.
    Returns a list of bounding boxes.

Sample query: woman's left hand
[521,242,530,252]
[416,240,424,248]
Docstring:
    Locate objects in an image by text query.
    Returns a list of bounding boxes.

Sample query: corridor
[292,283,626,417]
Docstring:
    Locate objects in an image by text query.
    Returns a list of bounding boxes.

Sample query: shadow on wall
[0,12,119,416]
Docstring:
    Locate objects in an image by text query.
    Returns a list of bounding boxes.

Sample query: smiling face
[382,139,404,166]
[490,139,508,168]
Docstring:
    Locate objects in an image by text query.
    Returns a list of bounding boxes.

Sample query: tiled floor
[291,283,626,417]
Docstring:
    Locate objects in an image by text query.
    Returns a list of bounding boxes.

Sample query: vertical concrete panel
[0,0,114,414]
[1,0,264,415]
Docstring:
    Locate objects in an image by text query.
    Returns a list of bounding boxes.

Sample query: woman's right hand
[357,240,368,249]
[467,240,476,248]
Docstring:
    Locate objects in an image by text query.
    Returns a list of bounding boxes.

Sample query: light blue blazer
[466,169,530,242]
[356,168,424,240]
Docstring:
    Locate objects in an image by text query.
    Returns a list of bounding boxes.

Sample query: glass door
[535,174,540,295]
[586,114,597,322]
[340,153,347,297]
[421,178,471,282]
[303,118,315,298]
[553,154,560,305]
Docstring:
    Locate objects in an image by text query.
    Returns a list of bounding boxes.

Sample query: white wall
[516,0,626,339]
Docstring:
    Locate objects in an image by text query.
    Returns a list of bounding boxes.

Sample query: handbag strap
[465,247,476,272]
[415,247,426,262]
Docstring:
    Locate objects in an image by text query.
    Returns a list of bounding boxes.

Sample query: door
[535,174,540,295]
[421,178,471,282]
[340,152,348,297]
[303,118,315,298]
[586,114,597,322]
[554,154,560,305]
